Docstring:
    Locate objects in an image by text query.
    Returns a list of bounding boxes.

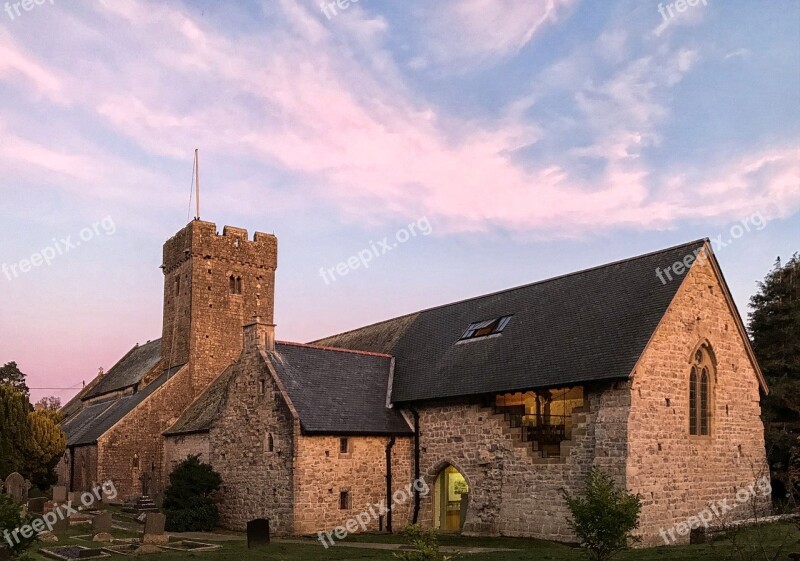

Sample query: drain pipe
[411,408,421,524]
[68,445,76,492]
[385,436,396,533]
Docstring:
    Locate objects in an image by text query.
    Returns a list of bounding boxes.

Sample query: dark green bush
[561,469,642,561]
[163,455,221,532]
[0,493,35,558]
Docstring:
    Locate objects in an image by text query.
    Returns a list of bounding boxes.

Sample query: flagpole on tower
[194,148,200,220]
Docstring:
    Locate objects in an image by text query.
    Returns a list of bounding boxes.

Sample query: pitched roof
[63,369,174,446]
[268,342,412,435]
[313,239,709,403]
[163,365,236,436]
[83,339,162,399]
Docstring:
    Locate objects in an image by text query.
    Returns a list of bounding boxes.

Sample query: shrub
[0,493,36,558]
[163,455,222,532]
[393,525,456,561]
[561,469,642,561]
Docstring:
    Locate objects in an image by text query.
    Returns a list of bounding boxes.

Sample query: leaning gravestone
[52,485,67,503]
[52,515,70,535]
[246,518,270,548]
[28,497,46,514]
[141,513,167,545]
[92,511,112,536]
[4,473,26,504]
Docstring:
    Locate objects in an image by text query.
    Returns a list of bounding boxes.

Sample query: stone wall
[210,326,296,535]
[96,368,192,502]
[414,386,630,542]
[161,220,278,394]
[627,251,769,546]
[293,435,414,536]
[57,445,98,492]
[163,433,210,474]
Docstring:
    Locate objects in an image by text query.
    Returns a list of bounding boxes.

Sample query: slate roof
[268,342,413,435]
[163,365,236,436]
[83,339,162,399]
[313,239,709,403]
[165,342,412,436]
[63,369,175,446]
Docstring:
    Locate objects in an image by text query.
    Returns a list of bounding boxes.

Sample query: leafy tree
[0,362,28,397]
[561,470,642,561]
[749,254,800,383]
[0,493,36,558]
[0,385,32,480]
[0,386,65,487]
[34,396,61,411]
[25,409,66,489]
[748,254,800,498]
[163,455,222,532]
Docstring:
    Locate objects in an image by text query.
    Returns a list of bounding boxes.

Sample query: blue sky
[0,0,797,402]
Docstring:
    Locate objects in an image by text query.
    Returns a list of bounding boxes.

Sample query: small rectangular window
[175,277,180,296]
[460,315,513,341]
[339,490,350,510]
[340,437,349,454]
[259,379,266,396]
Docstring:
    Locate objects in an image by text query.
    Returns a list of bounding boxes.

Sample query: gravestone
[52,486,67,503]
[0,546,9,561]
[52,515,70,535]
[141,513,167,545]
[67,491,82,506]
[28,497,46,514]
[91,511,112,536]
[247,518,270,548]
[4,473,26,504]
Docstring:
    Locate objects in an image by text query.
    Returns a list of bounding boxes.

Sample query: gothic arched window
[689,345,714,436]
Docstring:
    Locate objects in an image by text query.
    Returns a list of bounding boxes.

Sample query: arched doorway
[433,465,470,532]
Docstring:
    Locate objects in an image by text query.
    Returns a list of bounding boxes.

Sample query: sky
[0,0,797,404]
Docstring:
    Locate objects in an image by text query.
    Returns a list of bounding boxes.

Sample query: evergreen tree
[163,455,222,532]
[748,253,800,498]
[25,409,66,489]
[0,362,29,397]
[0,385,32,480]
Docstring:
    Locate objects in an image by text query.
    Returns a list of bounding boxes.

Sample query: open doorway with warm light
[433,465,469,532]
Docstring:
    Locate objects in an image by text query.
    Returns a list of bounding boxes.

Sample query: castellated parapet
[160,220,278,392]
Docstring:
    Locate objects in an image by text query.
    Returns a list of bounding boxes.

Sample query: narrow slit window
[340,437,349,454]
[236,276,243,294]
[339,490,350,510]
[229,275,236,294]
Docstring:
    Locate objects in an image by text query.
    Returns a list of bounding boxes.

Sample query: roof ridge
[313,238,709,343]
[277,340,394,358]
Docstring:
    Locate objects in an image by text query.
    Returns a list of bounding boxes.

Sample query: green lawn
[24,521,800,561]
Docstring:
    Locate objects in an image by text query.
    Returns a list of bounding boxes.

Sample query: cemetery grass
[24,521,800,561]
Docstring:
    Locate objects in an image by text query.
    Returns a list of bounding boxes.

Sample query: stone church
[58,219,769,546]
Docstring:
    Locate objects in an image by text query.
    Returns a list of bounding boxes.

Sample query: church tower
[160,220,277,392]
